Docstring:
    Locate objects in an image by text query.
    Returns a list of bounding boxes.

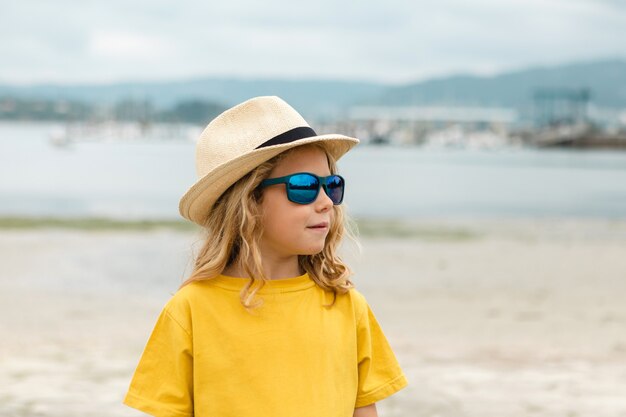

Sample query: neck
[222,256,303,280]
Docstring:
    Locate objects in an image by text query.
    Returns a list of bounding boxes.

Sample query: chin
[300,245,325,256]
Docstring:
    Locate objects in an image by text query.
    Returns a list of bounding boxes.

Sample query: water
[1,121,626,220]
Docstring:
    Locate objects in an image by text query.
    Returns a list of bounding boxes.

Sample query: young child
[123,96,408,417]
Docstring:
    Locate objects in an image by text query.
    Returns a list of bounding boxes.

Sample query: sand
[1,218,625,417]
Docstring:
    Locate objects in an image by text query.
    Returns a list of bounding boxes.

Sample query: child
[123,96,408,417]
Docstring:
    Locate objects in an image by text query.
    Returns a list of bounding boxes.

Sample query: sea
[1,121,626,220]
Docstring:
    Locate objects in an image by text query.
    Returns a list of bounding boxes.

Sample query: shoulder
[335,286,370,322]
[163,282,195,311]
[346,287,368,307]
[160,281,211,330]
[166,279,215,306]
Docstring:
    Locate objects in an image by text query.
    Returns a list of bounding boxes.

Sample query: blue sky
[1,0,625,85]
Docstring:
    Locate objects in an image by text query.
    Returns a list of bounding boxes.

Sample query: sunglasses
[258,172,345,205]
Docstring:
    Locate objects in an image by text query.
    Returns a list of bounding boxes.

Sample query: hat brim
[179,134,359,226]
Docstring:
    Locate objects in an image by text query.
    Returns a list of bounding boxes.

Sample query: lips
[307,222,329,229]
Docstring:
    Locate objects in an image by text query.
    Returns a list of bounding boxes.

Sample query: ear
[252,187,263,202]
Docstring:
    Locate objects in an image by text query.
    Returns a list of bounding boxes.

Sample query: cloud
[88,31,171,60]
[0,0,624,84]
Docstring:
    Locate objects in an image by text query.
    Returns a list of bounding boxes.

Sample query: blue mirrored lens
[325,175,344,204]
[288,174,319,204]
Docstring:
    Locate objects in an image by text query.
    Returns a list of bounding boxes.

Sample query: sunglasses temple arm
[259,177,287,188]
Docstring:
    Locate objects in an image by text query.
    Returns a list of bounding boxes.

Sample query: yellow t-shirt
[124,272,407,417]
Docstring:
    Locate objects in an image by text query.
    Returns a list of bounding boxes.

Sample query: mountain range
[1,58,624,120]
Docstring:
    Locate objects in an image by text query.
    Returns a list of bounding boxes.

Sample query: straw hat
[178,96,359,226]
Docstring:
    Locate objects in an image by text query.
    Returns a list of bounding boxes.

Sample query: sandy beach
[1,217,625,417]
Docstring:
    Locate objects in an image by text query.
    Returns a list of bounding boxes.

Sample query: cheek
[262,206,321,248]
[260,191,303,233]
[263,212,290,237]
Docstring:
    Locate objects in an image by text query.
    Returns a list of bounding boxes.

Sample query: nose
[314,186,333,212]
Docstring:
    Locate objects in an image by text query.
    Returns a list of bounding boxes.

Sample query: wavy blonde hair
[180,143,359,310]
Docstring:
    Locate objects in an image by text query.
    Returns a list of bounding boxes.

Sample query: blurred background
[1,1,625,416]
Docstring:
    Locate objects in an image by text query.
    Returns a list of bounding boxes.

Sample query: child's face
[259,146,335,259]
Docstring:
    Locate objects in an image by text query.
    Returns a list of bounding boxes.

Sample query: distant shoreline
[2,215,626,242]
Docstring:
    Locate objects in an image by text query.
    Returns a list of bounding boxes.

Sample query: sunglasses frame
[258,172,345,205]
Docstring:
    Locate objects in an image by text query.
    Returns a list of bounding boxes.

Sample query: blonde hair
[180,143,359,310]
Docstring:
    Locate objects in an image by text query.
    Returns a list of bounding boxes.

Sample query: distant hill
[365,59,626,114]
[0,58,624,119]
[0,79,387,119]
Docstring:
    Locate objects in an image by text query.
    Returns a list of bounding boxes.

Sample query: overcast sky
[1,0,625,85]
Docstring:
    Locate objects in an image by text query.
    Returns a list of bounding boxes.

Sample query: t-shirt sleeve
[355,300,408,408]
[123,302,193,417]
